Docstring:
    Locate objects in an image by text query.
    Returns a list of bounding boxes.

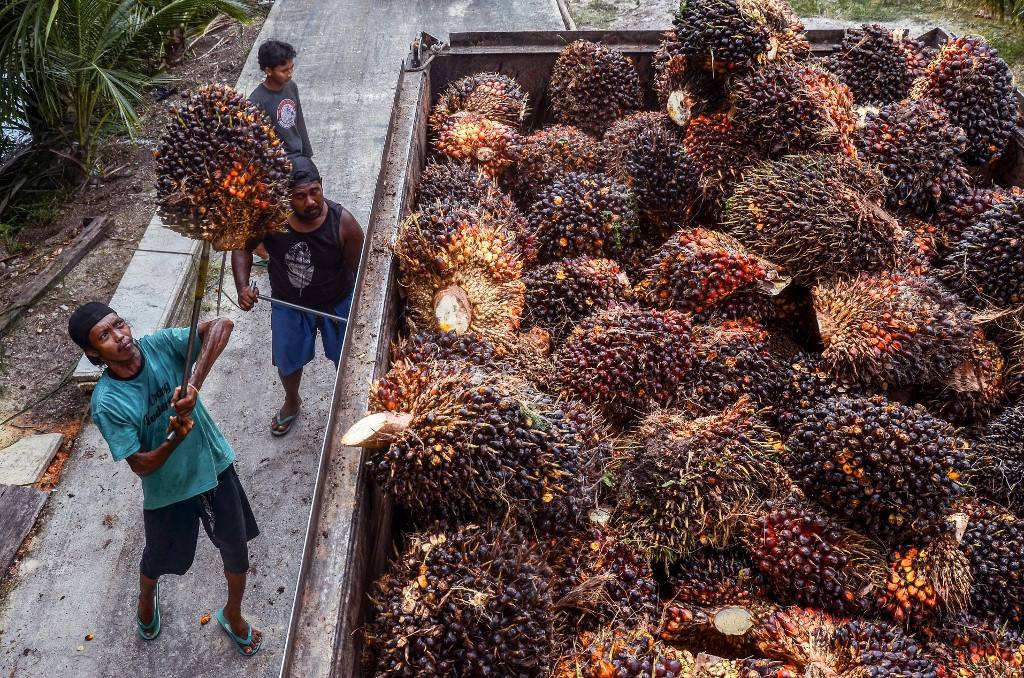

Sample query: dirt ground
[0,13,268,451]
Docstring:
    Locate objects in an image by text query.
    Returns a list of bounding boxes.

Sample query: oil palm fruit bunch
[729,62,856,157]
[367,522,553,676]
[389,328,497,369]
[772,352,864,438]
[615,399,791,560]
[428,72,528,131]
[828,620,941,677]
[920,331,1007,426]
[724,154,901,285]
[432,111,523,178]
[942,192,1024,309]
[958,500,1024,624]
[696,288,778,325]
[786,395,969,540]
[824,24,934,105]
[548,40,642,136]
[912,35,1018,165]
[637,228,788,315]
[855,99,971,217]
[924,615,1024,677]
[678,320,786,415]
[349,360,591,530]
[155,83,291,250]
[975,406,1024,514]
[935,186,1024,253]
[529,171,639,264]
[523,257,632,341]
[761,0,811,62]
[416,158,497,208]
[683,114,764,220]
[652,32,731,124]
[696,656,800,678]
[504,124,602,205]
[879,537,972,627]
[661,551,773,656]
[746,500,886,616]
[554,303,694,420]
[671,0,775,73]
[751,606,840,668]
[394,201,525,346]
[547,526,659,632]
[812,272,975,390]
[552,627,695,678]
[602,112,701,226]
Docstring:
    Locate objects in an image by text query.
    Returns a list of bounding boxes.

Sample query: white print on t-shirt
[277,98,297,128]
[285,241,313,294]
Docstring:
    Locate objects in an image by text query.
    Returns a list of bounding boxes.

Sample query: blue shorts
[271,294,352,377]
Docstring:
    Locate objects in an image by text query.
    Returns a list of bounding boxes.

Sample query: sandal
[136,581,161,641]
[270,406,300,437]
[216,608,262,657]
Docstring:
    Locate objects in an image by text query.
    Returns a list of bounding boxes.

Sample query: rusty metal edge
[278,62,426,678]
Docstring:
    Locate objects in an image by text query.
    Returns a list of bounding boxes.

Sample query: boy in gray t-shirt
[249,40,313,160]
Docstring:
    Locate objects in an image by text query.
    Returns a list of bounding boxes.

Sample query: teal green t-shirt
[91,328,235,510]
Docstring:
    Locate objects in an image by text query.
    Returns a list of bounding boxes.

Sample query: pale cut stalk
[342,412,414,447]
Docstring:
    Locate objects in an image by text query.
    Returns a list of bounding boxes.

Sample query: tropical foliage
[0,0,252,222]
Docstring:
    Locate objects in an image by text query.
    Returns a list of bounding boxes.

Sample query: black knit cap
[289,156,321,188]
[68,302,116,351]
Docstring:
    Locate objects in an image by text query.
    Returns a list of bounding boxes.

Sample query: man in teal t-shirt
[69,302,263,656]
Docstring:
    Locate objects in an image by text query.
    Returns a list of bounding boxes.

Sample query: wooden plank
[0,216,111,337]
[0,484,48,575]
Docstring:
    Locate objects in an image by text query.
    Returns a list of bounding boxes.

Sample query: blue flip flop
[137,581,161,641]
[216,608,262,657]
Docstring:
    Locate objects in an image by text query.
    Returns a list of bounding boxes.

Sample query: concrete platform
[0,1,564,676]
[0,433,64,486]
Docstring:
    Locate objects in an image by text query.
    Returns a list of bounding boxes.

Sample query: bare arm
[232,249,258,310]
[340,209,364,277]
[126,404,194,477]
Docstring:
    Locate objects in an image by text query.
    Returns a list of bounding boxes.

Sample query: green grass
[793,0,1024,78]
[571,0,620,29]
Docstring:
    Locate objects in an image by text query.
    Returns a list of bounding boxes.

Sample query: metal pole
[215,250,227,316]
[167,241,212,442]
[260,293,346,323]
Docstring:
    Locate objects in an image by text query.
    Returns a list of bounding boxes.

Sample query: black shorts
[140,464,260,579]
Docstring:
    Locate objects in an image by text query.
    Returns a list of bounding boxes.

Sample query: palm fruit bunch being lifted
[824,24,935,105]
[912,35,1019,165]
[155,83,291,249]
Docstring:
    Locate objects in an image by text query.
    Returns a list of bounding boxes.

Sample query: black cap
[289,156,321,188]
[68,302,116,351]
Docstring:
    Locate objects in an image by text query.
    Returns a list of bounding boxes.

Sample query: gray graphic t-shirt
[248,81,313,160]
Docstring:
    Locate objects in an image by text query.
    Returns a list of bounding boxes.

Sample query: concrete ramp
[0,2,563,677]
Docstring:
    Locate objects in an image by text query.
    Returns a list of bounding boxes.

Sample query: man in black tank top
[232,159,364,436]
